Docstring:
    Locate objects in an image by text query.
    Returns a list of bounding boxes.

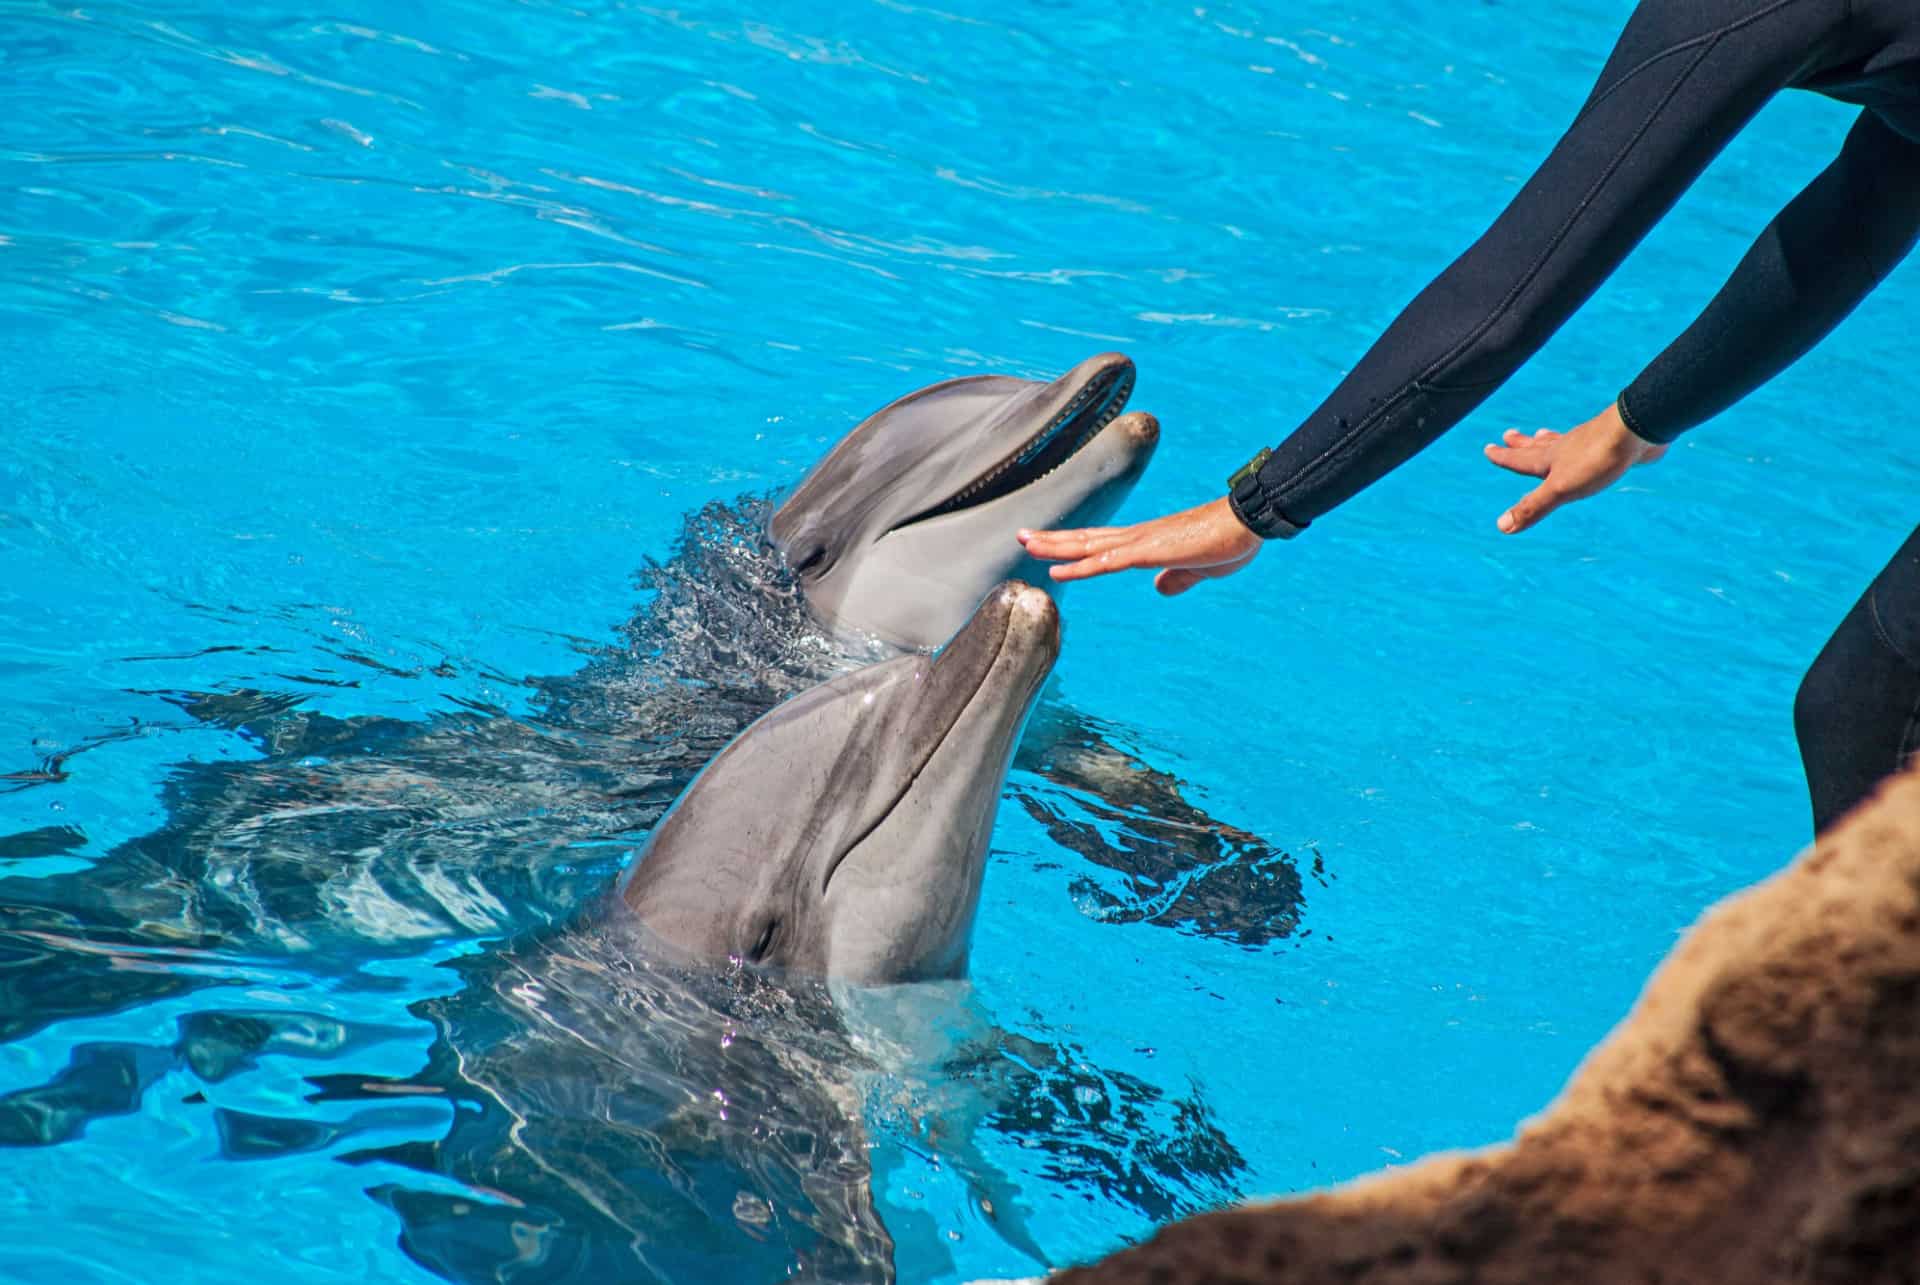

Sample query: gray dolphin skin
[770,352,1156,650]
[619,581,1060,983]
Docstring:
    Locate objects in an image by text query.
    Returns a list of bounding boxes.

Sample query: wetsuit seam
[1574,0,1818,127]
[1900,689,1920,766]
[1418,373,1504,394]
[1578,39,1720,126]
[1868,589,1920,672]
[1275,29,1725,502]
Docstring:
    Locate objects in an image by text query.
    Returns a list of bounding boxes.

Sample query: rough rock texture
[1058,764,1920,1285]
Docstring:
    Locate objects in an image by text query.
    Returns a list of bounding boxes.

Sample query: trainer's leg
[1795,525,1920,834]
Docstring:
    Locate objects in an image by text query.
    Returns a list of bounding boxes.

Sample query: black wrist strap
[1226,448,1305,539]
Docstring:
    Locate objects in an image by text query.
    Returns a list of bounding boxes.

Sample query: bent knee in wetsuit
[1795,526,1920,835]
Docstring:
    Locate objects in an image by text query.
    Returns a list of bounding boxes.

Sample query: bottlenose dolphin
[621,581,1058,982]
[771,352,1152,649]
[286,589,1244,1282]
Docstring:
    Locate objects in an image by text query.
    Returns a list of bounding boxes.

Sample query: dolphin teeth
[891,367,1135,528]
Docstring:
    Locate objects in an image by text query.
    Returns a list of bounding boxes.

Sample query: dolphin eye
[747,920,778,961]
[792,547,826,576]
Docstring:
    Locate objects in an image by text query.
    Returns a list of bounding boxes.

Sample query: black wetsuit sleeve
[1235,0,1852,531]
[1618,109,1920,443]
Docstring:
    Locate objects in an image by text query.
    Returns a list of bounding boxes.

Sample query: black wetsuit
[1229,0,1920,834]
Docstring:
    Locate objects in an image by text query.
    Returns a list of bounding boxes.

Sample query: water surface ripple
[3,0,1915,1281]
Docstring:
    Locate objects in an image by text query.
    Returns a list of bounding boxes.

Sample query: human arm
[1615,107,1920,445]
[1484,107,1920,532]
[1022,0,1848,582]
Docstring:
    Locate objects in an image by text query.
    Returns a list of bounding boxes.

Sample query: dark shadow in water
[0,912,210,1044]
[0,1002,432,1148]
[1014,707,1307,948]
[0,1040,177,1145]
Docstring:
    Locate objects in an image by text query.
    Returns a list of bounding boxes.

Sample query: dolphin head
[769,352,1156,650]
[616,582,1060,984]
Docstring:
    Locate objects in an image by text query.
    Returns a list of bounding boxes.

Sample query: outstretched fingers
[1484,430,1558,479]
[1045,542,1152,582]
[1026,522,1172,583]
[1022,515,1185,576]
[1016,526,1129,560]
[1497,481,1568,534]
[1022,497,1265,588]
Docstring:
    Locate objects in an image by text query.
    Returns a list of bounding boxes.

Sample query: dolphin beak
[1059,351,1135,398]
[1098,410,1160,482]
[942,581,1061,680]
[912,582,1061,735]
[1112,409,1159,451]
[995,581,1061,661]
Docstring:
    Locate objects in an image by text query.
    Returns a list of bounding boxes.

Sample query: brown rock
[1056,764,1920,1285]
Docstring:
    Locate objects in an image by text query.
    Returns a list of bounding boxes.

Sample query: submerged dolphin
[772,352,1153,649]
[621,580,1058,982]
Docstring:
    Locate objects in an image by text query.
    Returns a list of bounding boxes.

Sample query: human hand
[1017,496,1262,597]
[1484,403,1667,533]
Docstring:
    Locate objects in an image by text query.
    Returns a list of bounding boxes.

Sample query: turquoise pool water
[4,0,1916,1279]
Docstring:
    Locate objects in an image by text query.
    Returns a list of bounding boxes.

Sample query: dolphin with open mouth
[771,352,1153,650]
[619,579,1060,982]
